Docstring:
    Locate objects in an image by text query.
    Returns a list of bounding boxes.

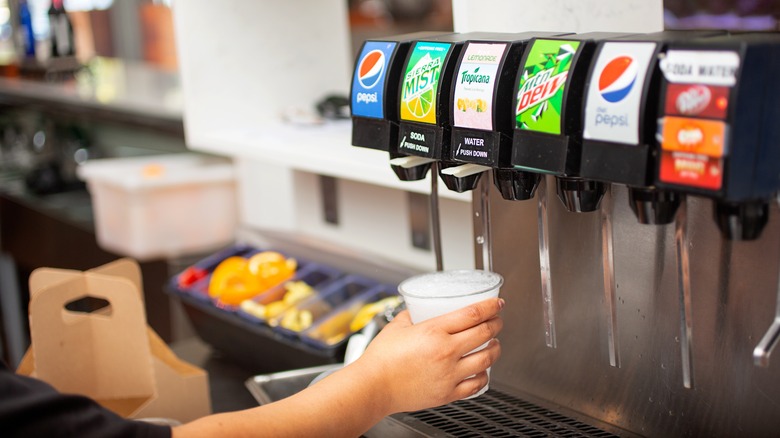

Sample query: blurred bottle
[18,0,35,58]
[48,0,74,58]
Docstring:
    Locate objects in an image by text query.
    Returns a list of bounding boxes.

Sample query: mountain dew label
[400,42,451,124]
[516,39,581,135]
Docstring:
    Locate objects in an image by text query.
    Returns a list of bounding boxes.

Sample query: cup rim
[397,269,503,299]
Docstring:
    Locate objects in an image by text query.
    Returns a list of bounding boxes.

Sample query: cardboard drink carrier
[16,258,212,424]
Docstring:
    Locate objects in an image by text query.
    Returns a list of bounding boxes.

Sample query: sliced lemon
[406,87,434,119]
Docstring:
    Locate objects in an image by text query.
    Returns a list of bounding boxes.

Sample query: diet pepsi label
[351,41,397,119]
[583,42,656,145]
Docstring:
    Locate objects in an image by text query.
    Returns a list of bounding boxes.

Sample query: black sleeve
[0,360,172,438]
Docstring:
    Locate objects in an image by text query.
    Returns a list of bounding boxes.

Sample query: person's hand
[352,297,504,414]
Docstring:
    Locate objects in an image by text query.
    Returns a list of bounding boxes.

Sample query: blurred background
[0,0,776,72]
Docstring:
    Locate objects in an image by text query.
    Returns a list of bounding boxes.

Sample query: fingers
[451,316,503,356]
[429,297,504,334]
[456,338,501,380]
[452,371,490,401]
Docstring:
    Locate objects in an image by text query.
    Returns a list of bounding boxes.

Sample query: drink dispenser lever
[754,267,780,366]
[430,161,443,270]
[600,185,619,366]
[754,194,780,367]
[536,176,556,347]
[675,196,695,388]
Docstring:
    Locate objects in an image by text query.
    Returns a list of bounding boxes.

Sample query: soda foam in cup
[398,269,503,398]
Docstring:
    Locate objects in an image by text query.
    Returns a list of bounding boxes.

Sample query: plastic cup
[398,269,503,399]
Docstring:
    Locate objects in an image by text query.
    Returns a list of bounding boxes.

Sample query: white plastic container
[77,154,238,261]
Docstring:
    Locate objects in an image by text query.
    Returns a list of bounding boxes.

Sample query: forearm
[172,361,389,438]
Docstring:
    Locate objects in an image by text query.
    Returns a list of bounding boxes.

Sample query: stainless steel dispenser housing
[484,178,780,437]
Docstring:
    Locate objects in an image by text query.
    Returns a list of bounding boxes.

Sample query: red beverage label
[659,150,723,190]
[664,84,730,119]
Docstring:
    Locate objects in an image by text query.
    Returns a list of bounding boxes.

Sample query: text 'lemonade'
[398,269,503,399]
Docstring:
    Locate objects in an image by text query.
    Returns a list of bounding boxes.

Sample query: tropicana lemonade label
[400,42,451,124]
[453,42,507,131]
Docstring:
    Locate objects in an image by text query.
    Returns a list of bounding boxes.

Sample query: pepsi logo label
[583,42,656,146]
[599,56,637,103]
[351,42,396,119]
[357,49,386,89]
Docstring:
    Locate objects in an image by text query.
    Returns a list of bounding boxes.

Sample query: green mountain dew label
[400,42,451,124]
[516,39,580,135]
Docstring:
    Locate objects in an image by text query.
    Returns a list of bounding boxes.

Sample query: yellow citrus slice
[247,251,286,275]
[405,87,434,119]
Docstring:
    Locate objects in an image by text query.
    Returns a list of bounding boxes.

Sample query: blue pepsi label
[351,41,397,119]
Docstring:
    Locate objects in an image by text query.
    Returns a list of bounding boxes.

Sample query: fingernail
[498,298,505,309]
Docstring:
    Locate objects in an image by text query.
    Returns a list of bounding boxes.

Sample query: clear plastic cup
[398,269,503,399]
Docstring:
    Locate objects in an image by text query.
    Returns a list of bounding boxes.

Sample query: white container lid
[76,153,235,192]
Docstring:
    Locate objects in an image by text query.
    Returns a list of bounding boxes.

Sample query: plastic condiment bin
[171,245,308,314]
[300,283,399,350]
[237,263,343,325]
[166,244,353,371]
[77,154,237,261]
[271,275,379,339]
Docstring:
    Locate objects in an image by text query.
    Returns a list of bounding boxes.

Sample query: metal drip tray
[246,365,623,437]
[392,388,620,437]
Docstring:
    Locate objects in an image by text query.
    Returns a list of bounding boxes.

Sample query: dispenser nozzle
[628,187,682,225]
[438,161,485,193]
[388,154,434,181]
[714,200,769,241]
[555,177,606,213]
[493,168,541,201]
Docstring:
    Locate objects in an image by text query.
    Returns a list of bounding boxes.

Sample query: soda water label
[400,42,451,124]
[583,42,656,145]
[660,50,739,86]
[351,41,397,119]
[516,39,581,135]
[453,43,507,130]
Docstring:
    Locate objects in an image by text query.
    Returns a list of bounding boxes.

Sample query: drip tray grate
[402,388,618,437]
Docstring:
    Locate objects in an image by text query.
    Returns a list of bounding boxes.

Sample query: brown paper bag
[17,259,212,423]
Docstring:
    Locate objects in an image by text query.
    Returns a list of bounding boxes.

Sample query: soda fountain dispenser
[351,32,450,170]
[510,33,630,348]
[655,33,780,370]
[579,30,724,370]
[443,31,567,270]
